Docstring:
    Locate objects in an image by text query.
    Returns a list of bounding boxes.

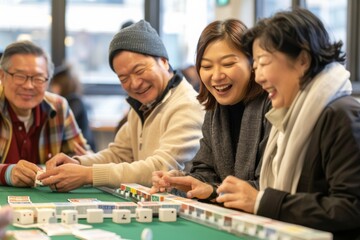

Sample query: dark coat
[258,96,360,240]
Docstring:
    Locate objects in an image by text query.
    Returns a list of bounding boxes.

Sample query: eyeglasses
[4,69,48,87]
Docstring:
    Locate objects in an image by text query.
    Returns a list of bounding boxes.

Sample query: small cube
[136,208,152,223]
[61,209,78,224]
[14,209,34,225]
[159,208,177,222]
[86,209,104,223]
[34,170,45,187]
[36,208,56,223]
[112,209,131,224]
[208,215,215,222]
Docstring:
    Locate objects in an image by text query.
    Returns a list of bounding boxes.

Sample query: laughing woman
[216,8,360,239]
[150,19,271,201]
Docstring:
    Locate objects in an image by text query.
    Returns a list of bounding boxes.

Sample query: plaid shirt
[0,85,89,185]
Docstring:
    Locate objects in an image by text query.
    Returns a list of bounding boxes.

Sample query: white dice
[136,208,152,223]
[36,208,56,223]
[61,209,78,224]
[112,209,131,224]
[86,209,104,223]
[14,209,34,225]
[159,208,177,222]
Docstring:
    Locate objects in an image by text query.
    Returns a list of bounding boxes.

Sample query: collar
[265,91,302,134]
[127,70,183,122]
[265,107,288,133]
[7,101,43,128]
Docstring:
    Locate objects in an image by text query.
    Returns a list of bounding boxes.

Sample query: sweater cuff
[5,165,15,186]
[92,164,113,186]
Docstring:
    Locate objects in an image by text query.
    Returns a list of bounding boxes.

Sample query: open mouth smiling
[136,86,151,95]
[214,84,232,92]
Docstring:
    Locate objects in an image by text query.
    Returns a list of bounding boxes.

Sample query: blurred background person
[50,63,96,151]
[181,64,201,92]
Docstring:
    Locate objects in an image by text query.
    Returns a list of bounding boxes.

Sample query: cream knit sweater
[78,79,205,188]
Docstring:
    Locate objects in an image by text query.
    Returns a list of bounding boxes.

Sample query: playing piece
[35,170,45,187]
[13,209,34,225]
[38,223,92,236]
[73,229,121,240]
[8,196,32,204]
[5,230,50,240]
[141,228,153,240]
[68,198,100,203]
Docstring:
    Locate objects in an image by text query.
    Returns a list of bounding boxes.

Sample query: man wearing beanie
[39,20,205,191]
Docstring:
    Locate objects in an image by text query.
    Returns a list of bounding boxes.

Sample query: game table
[1,186,246,240]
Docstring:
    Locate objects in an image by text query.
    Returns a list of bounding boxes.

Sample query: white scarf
[260,62,352,193]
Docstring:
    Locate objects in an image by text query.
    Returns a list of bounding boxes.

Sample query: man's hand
[38,164,92,192]
[150,170,185,194]
[11,160,42,187]
[45,153,80,171]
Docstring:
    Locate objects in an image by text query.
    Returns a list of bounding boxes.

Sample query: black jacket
[258,96,360,240]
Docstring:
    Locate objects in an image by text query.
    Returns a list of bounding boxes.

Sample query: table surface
[1,186,248,240]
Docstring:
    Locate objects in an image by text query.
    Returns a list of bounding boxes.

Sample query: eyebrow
[253,53,265,60]
[11,69,47,76]
[254,52,272,60]
[202,53,240,62]
[117,63,146,78]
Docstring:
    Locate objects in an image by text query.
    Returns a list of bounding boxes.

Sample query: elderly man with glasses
[0,40,90,188]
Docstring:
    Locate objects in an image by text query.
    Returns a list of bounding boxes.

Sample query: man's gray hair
[0,40,54,80]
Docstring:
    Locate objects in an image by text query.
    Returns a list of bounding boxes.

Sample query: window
[256,0,292,19]
[66,0,144,84]
[161,0,215,69]
[0,0,51,54]
[306,0,347,51]
[255,0,347,54]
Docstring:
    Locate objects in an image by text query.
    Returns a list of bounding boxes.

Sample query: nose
[129,75,143,89]
[22,76,36,88]
[254,68,264,85]
[211,67,225,81]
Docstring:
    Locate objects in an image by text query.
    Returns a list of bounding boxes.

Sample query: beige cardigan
[77,79,205,188]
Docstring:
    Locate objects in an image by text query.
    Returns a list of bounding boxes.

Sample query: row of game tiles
[10,206,177,226]
[114,183,333,240]
[8,200,181,219]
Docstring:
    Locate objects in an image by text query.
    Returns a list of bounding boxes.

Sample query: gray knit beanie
[108,20,169,71]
